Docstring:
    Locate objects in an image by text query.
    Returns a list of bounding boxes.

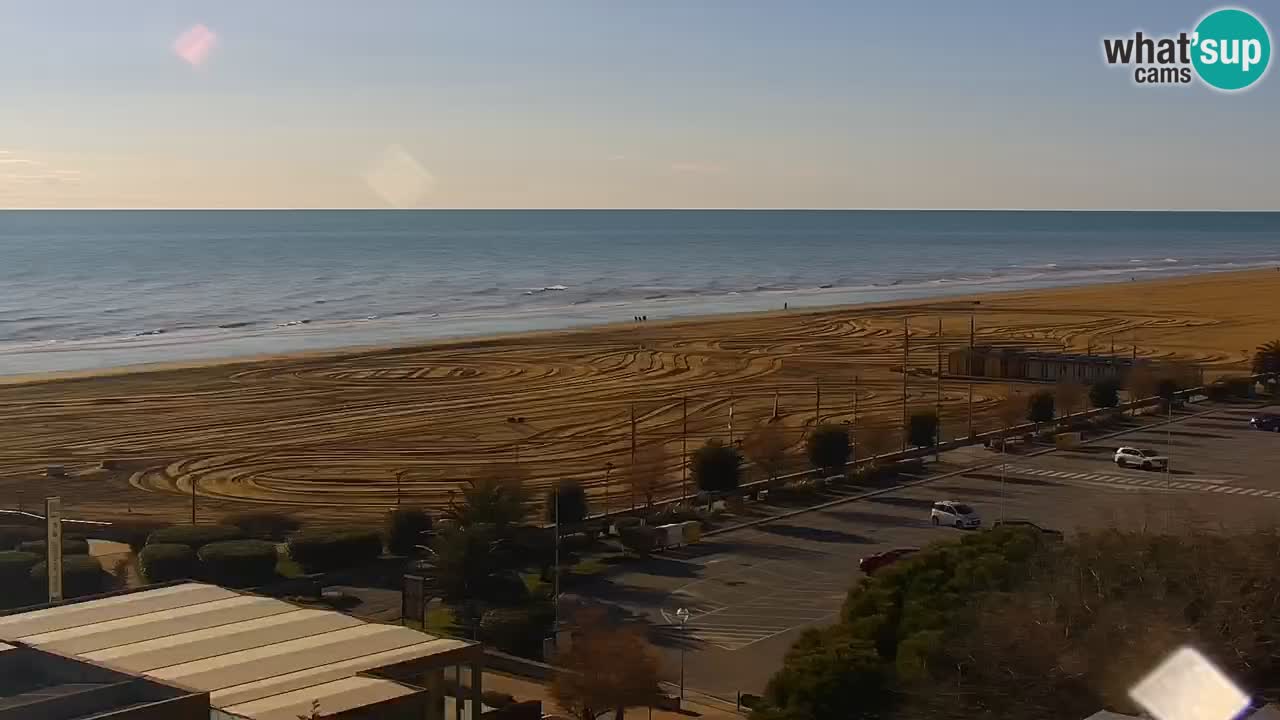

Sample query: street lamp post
[604,462,614,517]
[675,607,691,700]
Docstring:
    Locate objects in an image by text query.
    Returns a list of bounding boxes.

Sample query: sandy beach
[2,269,1277,526]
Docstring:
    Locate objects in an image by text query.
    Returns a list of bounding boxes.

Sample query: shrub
[484,570,532,604]
[692,439,741,494]
[222,511,301,540]
[30,555,112,599]
[619,526,659,557]
[147,524,244,550]
[385,507,433,555]
[18,539,90,556]
[100,520,169,552]
[198,540,279,587]
[907,411,939,448]
[287,529,382,573]
[480,604,554,657]
[546,482,589,526]
[138,543,197,583]
[0,551,42,586]
[507,524,555,568]
[0,525,46,551]
[1027,390,1055,424]
[1089,378,1121,409]
[807,424,851,474]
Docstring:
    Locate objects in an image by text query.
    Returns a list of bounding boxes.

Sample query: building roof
[0,582,475,720]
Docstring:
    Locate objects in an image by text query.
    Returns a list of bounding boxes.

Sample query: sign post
[46,496,63,603]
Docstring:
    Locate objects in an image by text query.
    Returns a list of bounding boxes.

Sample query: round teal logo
[1192,8,1271,91]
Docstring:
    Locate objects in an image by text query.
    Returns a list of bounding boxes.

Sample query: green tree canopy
[446,466,533,534]
[1253,339,1280,375]
[1027,390,1055,424]
[692,439,741,494]
[546,481,589,527]
[806,424,851,474]
[907,411,939,449]
[1089,378,1121,409]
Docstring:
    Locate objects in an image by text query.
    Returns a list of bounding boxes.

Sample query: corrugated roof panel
[222,676,419,720]
[87,608,362,673]
[210,637,467,708]
[0,583,236,639]
[151,624,425,691]
[23,596,292,655]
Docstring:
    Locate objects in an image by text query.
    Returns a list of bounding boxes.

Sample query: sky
[0,1,1276,210]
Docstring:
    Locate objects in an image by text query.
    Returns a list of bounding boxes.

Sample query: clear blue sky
[1,1,1275,209]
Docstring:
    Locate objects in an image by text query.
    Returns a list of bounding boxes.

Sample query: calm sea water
[1,210,1278,375]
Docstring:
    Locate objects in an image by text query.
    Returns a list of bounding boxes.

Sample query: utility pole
[970,312,975,349]
[902,316,909,450]
[681,396,688,502]
[814,378,821,428]
[852,374,860,463]
[936,317,943,453]
[191,478,197,525]
[630,403,637,510]
[967,381,974,438]
[728,399,734,444]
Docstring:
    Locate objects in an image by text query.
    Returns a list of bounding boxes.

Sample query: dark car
[859,547,920,575]
[1250,414,1280,432]
[993,518,1064,540]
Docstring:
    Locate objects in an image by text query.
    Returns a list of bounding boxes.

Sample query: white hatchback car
[931,500,981,529]
[1114,446,1169,471]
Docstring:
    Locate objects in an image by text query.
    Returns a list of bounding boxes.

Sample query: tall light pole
[553,482,561,639]
[675,607,691,700]
[604,462,614,517]
[902,317,910,450]
[190,477,198,525]
[681,396,688,503]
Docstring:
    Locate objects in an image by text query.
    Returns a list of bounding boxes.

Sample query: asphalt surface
[585,402,1280,699]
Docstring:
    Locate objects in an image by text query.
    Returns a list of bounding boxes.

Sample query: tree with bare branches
[743,424,789,483]
[626,443,669,511]
[1055,378,1086,419]
[553,609,661,720]
[855,424,897,464]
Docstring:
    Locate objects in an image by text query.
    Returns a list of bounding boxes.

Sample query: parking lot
[592,402,1280,698]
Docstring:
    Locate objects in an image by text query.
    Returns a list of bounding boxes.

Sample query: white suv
[931,500,981,529]
[1114,446,1169,471]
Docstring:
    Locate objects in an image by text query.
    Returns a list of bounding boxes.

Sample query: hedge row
[138,543,197,583]
[198,540,278,587]
[147,524,244,550]
[287,529,382,573]
[0,554,115,610]
[18,539,90,556]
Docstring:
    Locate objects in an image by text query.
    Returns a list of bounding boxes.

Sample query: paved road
[586,402,1280,699]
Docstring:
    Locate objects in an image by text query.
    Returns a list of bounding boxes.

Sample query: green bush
[148,524,244,550]
[479,604,554,657]
[138,543,196,583]
[198,540,279,587]
[100,520,169,552]
[30,555,112,599]
[907,411,939,448]
[384,507,433,555]
[807,424,851,474]
[1089,378,1122,409]
[1027,391,1056,424]
[17,539,90,556]
[619,525,659,557]
[0,525,46,551]
[0,552,42,610]
[692,439,742,494]
[484,570,531,604]
[545,482,589,525]
[287,529,382,573]
[221,511,301,540]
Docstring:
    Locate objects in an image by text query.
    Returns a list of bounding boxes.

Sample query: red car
[859,547,920,575]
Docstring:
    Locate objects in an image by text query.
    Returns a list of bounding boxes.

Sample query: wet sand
[1,269,1276,526]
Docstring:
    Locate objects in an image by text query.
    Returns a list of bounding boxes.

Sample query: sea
[1,210,1278,376]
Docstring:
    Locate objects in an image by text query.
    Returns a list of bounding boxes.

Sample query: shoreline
[2,267,1275,387]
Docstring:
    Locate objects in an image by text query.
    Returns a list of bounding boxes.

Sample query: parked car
[1249,414,1280,432]
[992,518,1064,540]
[859,547,920,575]
[931,500,980,529]
[1114,446,1169,470]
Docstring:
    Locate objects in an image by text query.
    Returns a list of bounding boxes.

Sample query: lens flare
[174,24,217,66]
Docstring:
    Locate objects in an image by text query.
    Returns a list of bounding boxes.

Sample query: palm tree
[1253,340,1280,376]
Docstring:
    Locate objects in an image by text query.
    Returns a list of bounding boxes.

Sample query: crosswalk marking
[1000,464,1279,500]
